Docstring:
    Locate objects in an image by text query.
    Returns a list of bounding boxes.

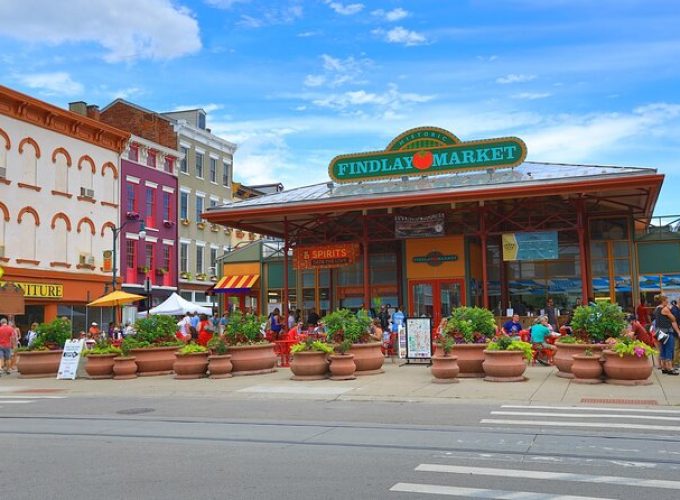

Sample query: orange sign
[294,243,360,270]
[102,250,113,273]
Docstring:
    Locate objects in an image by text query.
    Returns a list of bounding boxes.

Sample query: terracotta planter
[602,350,653,386]
[290,351,329,380]
[129,346,179,376]
[451,343,487,378]
[208,354,233,379]
[84,354,117,379]
[554,342,605,378]
[571,354,604,384]
[173,352,209,379]
[482,350,527,382]
[329,354,356,380]
[349,342,384,375]
[17,350,63,378]
[113,356,138,380]
[229,343,277,376]
[430,353,459,383]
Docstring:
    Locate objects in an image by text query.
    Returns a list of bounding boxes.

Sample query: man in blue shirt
[189,312,200,330]
[391,306,405,333]
[502,314,523,339]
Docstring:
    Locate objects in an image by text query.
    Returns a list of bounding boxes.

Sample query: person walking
[378,304,390,332]
[0,318,14,375]
[653,294,680,375]
[636,298,650,327]
[26,322,39,348]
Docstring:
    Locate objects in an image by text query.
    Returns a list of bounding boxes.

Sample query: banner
[102,250,113,273]
[293,243,360,270]
[395,213,445,239]
[502,231,558,261]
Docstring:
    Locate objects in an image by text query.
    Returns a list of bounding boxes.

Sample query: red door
[409,279,465,331]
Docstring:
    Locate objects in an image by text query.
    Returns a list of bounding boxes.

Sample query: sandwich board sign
[57,339,85,380]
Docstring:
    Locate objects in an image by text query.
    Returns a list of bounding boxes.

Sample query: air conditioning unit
[86,256,95,266]
[79,253,91,265]
[80,187,95,198]
[0,245,4,257]
[0,167,6,179]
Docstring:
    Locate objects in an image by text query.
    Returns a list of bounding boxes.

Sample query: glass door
[409,279,465,328]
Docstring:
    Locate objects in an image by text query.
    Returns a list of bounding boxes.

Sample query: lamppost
[110,219,146,291]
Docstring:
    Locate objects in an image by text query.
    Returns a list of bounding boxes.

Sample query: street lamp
[111,219,146,290]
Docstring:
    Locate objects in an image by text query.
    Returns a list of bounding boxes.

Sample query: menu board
[406,317,432,360]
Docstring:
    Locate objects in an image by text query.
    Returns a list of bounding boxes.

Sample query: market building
[204,127,668,327]
[0,85,129,331]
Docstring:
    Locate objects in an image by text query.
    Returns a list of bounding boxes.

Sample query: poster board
[405,317,432,362]
[57,339,85,380]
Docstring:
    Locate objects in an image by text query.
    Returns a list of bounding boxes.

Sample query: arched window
[17,207,39,261]
[0,202,9,258]
[77,217,95,265]
[101,162,119,205]
[78,155,95,198]
[52,147,71,193]
[0,128,9,179]
[19,137,40,186]
[51,213,71,263]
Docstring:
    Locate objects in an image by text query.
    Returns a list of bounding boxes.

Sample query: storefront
[204,127,665,327]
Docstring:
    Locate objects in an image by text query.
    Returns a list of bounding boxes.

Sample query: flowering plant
[571,302,626,343]
[611,338,657,358]
[444,306,495,344]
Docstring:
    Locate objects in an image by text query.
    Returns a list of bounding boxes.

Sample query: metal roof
[206,162,658,213]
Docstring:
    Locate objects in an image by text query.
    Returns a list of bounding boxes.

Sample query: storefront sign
[293,243,360,270]
[57,339,85,380]
[412,251,458,267]
[328,127,527,183]
[0,281,63,298]
[502,231,558,261]
[396,213,445,239]
[103,250,113,273]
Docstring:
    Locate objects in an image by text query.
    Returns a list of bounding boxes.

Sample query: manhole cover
[581,398,658,405]
[116,408,155,415]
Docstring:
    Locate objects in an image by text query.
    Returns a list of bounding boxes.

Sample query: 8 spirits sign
[328,126,527,184]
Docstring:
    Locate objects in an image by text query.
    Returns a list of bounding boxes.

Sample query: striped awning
[212,274,260,293]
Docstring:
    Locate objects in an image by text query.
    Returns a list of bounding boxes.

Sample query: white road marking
[481,418,680,432]
[0,400,34,404]
[501,405,680,414]
[491,411,680,422]
[390,483,615,499]
[0,396,66,399]
[237,385,353,395]
[416,464,680,490]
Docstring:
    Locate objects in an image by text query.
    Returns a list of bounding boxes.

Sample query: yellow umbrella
[87,290,146,307]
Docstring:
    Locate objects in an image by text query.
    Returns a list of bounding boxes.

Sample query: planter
[554,342,605,379]
[290,351,329,380]
[430,353,459,383]
[84,353,117,379]
[451,343,487,378]
[329,354,356,380]
[229,343,277,376]
[208,354,233,379]
[602,350,653,386]
[113,356,138,380]
[482,350,527,382]
[348,342,384,375]
[173,352,209,379]
[129,346,179,376]
[571,354,604,384]
[17,350,63,378]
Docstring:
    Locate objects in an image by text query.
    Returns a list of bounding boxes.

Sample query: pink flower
[634,346,645,358]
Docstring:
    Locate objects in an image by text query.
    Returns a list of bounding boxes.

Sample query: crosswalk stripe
[491,411,680,422]
[481,418,680,432]
[390,482,615,499]
[0,400,35,404]
[501,405,680,415]
[0,396,66,399]
[415,464,680,490]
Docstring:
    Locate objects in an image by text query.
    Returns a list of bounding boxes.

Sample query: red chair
[531,343,555,365]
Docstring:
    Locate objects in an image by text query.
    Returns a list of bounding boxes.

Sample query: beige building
[162,108,237,307]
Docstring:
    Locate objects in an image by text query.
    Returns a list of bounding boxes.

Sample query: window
[210,247,217,273]
[146,150,156,168]
[163,192,171,221]
[126,184,136,213]
[198,112,206,130]
[195,195,204,222]
[126,239,136,269]
[196,245,204,273]
[180,242,189,273]
[222,160,230,186]
[128,146,139,162]
[195,152,204,178]
[180,147,188,173]
[163,245,171,272]
[209,158,217,183]
[145,187,155,227]
[145,243,154,270]
[164,156,173,173]
[209,198,217,209]
[180,192,189,220]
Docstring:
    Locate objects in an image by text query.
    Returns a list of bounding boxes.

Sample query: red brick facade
[100,101,177,150]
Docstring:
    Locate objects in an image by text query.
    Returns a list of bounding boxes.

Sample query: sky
[1,0,680,214]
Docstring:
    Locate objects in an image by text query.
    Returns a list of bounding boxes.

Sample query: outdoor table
[274,339,296,367]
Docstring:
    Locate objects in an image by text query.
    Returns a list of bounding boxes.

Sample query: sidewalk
[2,362,679,406]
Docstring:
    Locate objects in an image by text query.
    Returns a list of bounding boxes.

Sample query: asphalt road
[2,396,680,500]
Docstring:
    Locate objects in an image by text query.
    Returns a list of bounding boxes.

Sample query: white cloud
[205,0,250,8]
[109,87,143,100]
[172,103,224,113]
[371,8,409,22]
[238,4,303,28]
[19,72,84,96]
[325,1,364,15]
[297,30,321,37]
[512,92,551,100]
[304,74,326,87]
[303,54,373,88]
[496,73,536,84]
[0,0,200,62]
[373,26,427,46]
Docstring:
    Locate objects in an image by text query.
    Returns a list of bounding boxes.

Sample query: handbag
[655,328,670,344]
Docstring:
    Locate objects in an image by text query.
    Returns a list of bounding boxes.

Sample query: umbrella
[87,290,146,307]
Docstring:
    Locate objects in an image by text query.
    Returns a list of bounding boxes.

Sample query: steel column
[576,199,590,303]
[480,207,489,309]
[362,214,370,309]
[283,217,289,319]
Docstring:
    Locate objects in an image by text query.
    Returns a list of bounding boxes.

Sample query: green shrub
[570,302,626,343]
[291,339,334,354]
[321,308,372,344]
[445,306,496,343]
[207,335,229,355]
[177,343,208,355]
[83,344,121,356]
[611,337,656,358]
[134,315,179,344]
[35,318,72,349]
[486,338,533,363]
[224,312,266,345]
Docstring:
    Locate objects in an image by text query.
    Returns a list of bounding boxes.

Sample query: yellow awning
[212,274,260,292]
[87,290,146,307]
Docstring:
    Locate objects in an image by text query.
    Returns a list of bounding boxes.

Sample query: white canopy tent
[137,292,212,317]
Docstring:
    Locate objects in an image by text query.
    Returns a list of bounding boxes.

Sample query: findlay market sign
[328,127,527,184]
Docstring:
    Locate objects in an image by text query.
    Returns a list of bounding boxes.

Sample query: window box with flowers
[138,266,150,274]
[181,219,191,227]
[126,211,140,220]
[163,220,175,228]
[210,224,219,232]
[155,268,169,276]
[180,271,192,280]
[196,273,208,281]
[210,275,218,282]
[197,221,206,230]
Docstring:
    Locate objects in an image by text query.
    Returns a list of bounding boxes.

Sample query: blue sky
[1,0,680,214]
